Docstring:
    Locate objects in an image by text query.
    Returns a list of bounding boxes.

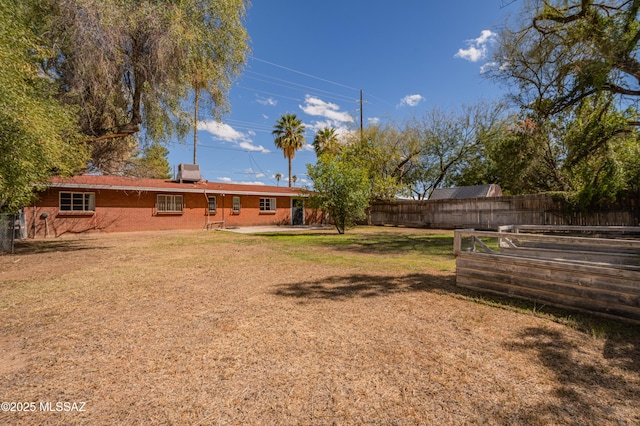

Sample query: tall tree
[0,0,87,212]
[341,124,419,201]
[485,0,640,204]
[404,103,506,199]
[272,113,306,187]
[491,0,640,125]
[38,0,249,172]
[313,127,340,157]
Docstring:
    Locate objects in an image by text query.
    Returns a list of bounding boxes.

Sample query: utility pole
[193,88,198,164]
[360,89,363,140]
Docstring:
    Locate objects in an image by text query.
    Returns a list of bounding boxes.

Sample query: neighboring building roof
[429,184,502,200]
[47,175,308,197]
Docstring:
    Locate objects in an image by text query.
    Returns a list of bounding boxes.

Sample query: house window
[208,196,217,213]
[59,192,95,212]
[260,198,276,212]
[157,194,183,212]
[232,196,241,213]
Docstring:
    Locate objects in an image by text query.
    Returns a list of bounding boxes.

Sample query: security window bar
[208,196,217,213]
[60,192,95,212]
[260,198,276,212]
[232,196,241,213]
[157,194,183,212]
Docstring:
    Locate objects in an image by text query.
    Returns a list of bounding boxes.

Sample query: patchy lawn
[0,227,638,425]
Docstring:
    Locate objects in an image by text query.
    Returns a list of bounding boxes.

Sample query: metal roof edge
[48,182,308,197]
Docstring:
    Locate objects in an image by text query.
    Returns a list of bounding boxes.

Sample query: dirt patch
[0,228,638,425]
[0,336,28,376]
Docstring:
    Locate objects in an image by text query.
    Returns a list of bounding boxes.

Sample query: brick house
[27,174,319,237]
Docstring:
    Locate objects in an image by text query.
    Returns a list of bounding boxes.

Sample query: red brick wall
[28,188,317,237]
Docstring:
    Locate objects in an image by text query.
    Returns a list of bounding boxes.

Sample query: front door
[291,199,304,225]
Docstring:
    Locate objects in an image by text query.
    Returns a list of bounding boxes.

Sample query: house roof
[48,175,308,197]
[429,184,502,200]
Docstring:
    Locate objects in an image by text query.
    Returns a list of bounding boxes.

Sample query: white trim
[259,197,277,212]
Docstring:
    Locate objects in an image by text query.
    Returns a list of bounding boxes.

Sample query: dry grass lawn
[0,227,639,425]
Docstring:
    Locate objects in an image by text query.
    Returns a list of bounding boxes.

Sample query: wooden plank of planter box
[457,252,640,292]
[456,274,640,324]
[456,255,640,307]
[454,242,640,324]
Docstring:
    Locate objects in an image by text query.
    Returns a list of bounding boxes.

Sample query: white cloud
[299,96,355,146]
[239,141,270,153]
[197,119,270,153]
[456,46,484,62]
[368,117,380,125]
[198,120,245,142]
[256,95,277,106]
[399,94,425,108]
[299,95,354,123]
[217,176,266,186]
[455,29,497,62]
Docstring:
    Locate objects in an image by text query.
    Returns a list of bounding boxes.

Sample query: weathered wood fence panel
[453,228,640,324]
[371,194,640,229]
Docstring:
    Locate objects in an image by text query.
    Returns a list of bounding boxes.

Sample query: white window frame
[59,192,95,212]
[208,196,217,213]
[157,194,184,213]
[232,196,241,213]
[260,197,277,212]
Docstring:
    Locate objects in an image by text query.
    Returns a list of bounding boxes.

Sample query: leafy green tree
[452,98,639,206]
[0,1,87,212]
[342,124,419,201]
[125,143,172,179]
[313,127,340,157]
[487,1,640,205]
[457,115,568,195]
[272,113,306,187]
[307,156,371,234]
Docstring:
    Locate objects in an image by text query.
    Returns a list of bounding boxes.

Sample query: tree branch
[85,132,134,143]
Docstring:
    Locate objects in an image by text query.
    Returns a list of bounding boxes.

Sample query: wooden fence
[453,226,640,324]
[370,194,640,230]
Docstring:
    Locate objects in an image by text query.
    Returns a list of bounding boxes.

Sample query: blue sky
[167,1,519,187]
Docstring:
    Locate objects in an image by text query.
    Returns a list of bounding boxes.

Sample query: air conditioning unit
[176,164,201,183]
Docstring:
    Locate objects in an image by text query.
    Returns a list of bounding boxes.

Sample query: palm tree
[313,127,339,157]
[274,173,282,186]
[292,175,298,187]
[272,113,306,187]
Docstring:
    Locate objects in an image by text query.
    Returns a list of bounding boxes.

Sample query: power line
[250,56,360,92]
[244,70,357,103]
[248,56,397,111]
[236,84,304,103]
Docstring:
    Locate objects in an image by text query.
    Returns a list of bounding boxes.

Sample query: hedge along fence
[370,194,640,230]
[453,226,640,324]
